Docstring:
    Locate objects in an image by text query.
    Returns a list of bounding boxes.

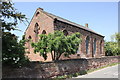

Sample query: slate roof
[42,9,104,37]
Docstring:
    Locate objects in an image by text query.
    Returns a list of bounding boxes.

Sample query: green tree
[31,31,82,61]
[105,41,119,56]
[1,1,27,31]
[115,33,120,46]
[1,1,29,67]
[2,32,29,67]
[105,33,120,56]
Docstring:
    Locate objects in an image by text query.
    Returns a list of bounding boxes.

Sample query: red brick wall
[54,20,105,59]
[3,56,119,78]
[25,8,54,61]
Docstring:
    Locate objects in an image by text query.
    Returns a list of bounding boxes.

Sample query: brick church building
[25,8,105,61]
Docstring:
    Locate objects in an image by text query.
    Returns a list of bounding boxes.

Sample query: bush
[105,42,120,56]
[2,32,29,67]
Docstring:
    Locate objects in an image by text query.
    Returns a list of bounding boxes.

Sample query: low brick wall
[2,56,119,79]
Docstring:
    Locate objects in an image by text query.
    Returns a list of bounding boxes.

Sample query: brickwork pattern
[54,20,104,59]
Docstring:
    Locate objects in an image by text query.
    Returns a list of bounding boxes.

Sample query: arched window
[28,36,32,51]
[34,23,39,33]
[86,36,90,54]
[100,40,102,54]
[63,30,68,36]
[28,36,31,39]
[42,30,47,34]
[93,38,96,55]
[34,23,39,42]
[36,12,40,16]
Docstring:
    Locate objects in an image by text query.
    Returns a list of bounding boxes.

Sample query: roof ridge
[42,9,104,37]
[44,11,84,27]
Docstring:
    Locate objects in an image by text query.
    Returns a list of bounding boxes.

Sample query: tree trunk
[53,50,56,60]
[51,51,54,60]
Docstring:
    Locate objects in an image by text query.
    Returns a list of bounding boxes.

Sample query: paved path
[74,64,119,78]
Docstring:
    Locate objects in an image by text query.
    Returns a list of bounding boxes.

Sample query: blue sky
[13,2,118,41]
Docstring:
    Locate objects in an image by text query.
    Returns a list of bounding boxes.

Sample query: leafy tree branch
[32,31,82,61]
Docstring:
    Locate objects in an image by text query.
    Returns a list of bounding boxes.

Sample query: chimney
[38,7,44,11]
[85,23,88,28]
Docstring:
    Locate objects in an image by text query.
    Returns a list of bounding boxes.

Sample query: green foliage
[31,34,49,60]
[2,32,29,67]
[105,33,120,56]
[1,1,27,31]
[32,31,82,61]
[111,33,120,42]
[105,41,120,56]
[115,33,120,46]
[1,1,29,67]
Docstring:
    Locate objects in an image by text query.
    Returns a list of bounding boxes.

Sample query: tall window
[28,36,32,51]
[93,38,96,54]
[42,30,47,34]
[86,36,90,54]
[100,40,102,54]
[28,36,32,39]
[63,30,68,36]
[34,23,39,42]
